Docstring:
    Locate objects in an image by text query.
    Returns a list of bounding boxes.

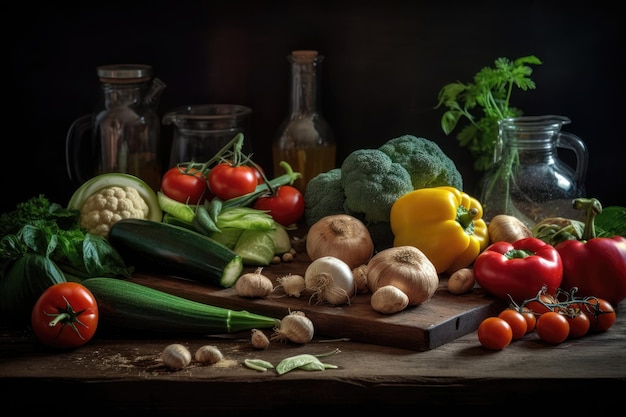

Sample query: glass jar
[272,50,336,195]
[66,64,166,191]
[479,115,588,226]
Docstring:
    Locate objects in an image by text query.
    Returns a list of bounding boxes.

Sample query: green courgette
[107,219,243,288]
[81,277,281,334]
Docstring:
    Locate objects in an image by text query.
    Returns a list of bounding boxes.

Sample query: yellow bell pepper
[390,186,489,274]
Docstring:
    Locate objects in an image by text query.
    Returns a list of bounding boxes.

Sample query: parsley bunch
[435,55,542,172]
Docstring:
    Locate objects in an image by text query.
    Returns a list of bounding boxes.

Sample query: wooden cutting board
[127,250,504,351]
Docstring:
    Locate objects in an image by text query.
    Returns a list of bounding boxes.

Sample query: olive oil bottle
[272,50,335,195]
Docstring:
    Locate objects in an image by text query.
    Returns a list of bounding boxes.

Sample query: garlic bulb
[161,344,192,370]
[366,246,439,306]
[271,310,314,344]
[306,214,374,269]
[195,345,223,364]
[274,273,306,297]
[235,267,274,298]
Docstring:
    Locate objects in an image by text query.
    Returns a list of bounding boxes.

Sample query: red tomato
[31,282,99,349]
[521,308,537,333]
[477,317,513,350]
[524,293,557,315]
[253,185,305,226]
[161,166,209,204]
[580,298,616,332]
[498,309,528,340]
[565,310,590,339]
[535,311,570,344]
[251,165,265,185]
[208,163,258,200]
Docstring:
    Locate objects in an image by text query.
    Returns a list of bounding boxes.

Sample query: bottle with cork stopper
[272,50,336,195]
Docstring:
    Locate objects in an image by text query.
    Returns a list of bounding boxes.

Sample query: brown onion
[366,246,438,306]
[306,214,374,270]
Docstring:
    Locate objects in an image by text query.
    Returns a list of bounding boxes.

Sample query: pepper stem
[572,198,602,241]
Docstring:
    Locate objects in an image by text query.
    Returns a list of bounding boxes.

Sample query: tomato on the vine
[525,293,557,315]
[564,310,590,339]
[31,282,99,349]
[161,166,209,204]
[208,162,258,200]
[253,185,305,226]
[520,308,537,333]
[580,298,616,332]
[477,317,513,350]
[498,309,528,340]
[535,311,569,344]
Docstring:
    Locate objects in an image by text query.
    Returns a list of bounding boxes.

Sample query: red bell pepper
[473,237,563,303]
[556,198,626,306]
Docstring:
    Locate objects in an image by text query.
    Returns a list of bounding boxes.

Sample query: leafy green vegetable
[0,194,133,280]
[595,206,626,238]
[435,55,542,172]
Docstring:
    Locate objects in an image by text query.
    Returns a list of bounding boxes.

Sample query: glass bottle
[272,50,336,195]
[479,115,588,226]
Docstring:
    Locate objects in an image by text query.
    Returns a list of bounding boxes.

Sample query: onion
[306,214,374,269]
[366,246,439,306]
[304,256,355,305]
[271,311,314,344]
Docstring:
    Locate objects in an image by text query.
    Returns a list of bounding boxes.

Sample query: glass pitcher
[479,115,588,226]
[66,64,166,191]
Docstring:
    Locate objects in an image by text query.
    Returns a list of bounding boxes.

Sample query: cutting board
[127,250,504,351]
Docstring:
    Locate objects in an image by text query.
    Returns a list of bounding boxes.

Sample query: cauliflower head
[379,134,463,190]
[340,149,413,224]
[304,168,346,226]
[80,186,149,236]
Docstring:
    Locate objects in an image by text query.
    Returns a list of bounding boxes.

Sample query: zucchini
[81,277,280,334]
[108,218,243,288]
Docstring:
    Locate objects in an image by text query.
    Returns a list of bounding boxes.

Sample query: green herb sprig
[435,55,542,172]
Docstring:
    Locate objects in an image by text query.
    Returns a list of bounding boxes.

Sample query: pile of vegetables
[304,134,464,250]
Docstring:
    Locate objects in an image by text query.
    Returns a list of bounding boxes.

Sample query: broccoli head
[340,149,413,224]
[304,168,346,226]
[379,134,463,190]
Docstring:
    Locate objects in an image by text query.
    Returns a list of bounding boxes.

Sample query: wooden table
[2,301,625,413]
[1,229,625,412]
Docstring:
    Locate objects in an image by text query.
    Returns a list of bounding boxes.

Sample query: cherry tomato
[520,308,537,333]
[31,282,99,349]
[477,317,513,350]
[581,298,616,332]
[498,309,528,340]
[208,163,257,200]
[535,311,569,344]
[565,310,590,339]
[253,185,305,226]
[161,166,209,204]
[525,293,557,315]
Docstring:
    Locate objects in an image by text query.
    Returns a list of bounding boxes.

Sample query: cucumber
[82,277,280,334]
[108,219,243,288]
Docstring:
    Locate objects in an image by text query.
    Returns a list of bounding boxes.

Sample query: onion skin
[366,246,438,306]
[488,214,532,244]
[306,214,374,269]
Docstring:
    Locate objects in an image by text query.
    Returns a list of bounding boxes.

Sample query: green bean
[276,354,321,375]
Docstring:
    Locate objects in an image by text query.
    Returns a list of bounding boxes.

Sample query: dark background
[4,0,623,214]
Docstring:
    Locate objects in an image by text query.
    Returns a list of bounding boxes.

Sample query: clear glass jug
[163,104,252,168]
[479,115,588,226]
[66,64,166,191]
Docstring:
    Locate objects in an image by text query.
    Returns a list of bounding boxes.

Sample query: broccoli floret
[340,149,413,224]
[304,168,346,226]
[379,134,463,190]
